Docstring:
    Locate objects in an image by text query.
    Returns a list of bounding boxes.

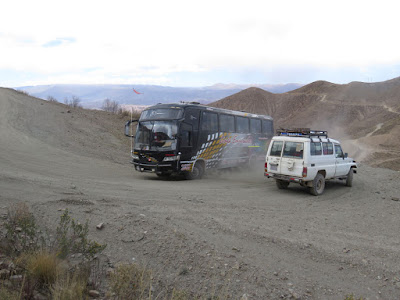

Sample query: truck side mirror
[125,120,138,137]
[344,153,348,159]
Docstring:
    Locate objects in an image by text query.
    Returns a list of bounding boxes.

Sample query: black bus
[125,102,273,179]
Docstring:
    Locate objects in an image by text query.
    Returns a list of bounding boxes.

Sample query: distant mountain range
[16,83,303,108]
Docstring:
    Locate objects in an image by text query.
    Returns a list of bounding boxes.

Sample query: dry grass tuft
[108,263,152,299]
[20,251,62,286]
[50,271,88,300]
[0,285,20,300]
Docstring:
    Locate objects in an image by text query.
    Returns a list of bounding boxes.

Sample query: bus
[125,102,274,179]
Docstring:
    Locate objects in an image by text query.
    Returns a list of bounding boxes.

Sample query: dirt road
[1,88,400,299]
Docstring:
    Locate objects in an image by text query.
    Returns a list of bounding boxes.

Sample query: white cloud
[1,0,400,85]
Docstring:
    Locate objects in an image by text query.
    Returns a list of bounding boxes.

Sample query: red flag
[133,88,142,94]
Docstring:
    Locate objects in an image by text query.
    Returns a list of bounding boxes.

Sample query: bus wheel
[185,163,204,180]
[248,155,258,169]
[156,172,171,178]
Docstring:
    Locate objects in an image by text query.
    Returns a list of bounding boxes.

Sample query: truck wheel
[276,179,290,189]
[185,163,204,180]
[345,169,353,187]
[309,173,325,196]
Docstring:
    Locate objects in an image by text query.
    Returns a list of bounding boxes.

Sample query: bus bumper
[132,161,178,173]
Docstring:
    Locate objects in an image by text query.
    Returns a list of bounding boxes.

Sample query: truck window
[270,141,283,157]
[283,142,304,159]
[310,142,322,155]
[322,142,333,155]
[334,144,344,158]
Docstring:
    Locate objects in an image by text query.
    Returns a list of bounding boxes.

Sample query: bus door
[179,123,194,156]
[198,111,219,169]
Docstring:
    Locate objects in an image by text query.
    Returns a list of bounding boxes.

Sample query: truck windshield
[134,121,178,151]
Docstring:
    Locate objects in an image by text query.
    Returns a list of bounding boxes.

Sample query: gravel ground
[1,88,400,299]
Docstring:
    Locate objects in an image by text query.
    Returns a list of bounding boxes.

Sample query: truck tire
[309,173,325,196]
[276,179,290,189]
[345,168,353,187]
[185,163,204,180]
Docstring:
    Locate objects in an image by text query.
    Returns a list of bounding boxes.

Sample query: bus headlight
[163,155,180,162]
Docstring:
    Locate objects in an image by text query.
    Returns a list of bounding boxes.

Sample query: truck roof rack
[276,128,328,138]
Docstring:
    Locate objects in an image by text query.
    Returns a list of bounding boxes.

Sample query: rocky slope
[210,78,400,170]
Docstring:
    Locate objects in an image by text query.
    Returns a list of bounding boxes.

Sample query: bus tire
[156,172,171,178]
[185,162,204,180]
[248,155,257,169]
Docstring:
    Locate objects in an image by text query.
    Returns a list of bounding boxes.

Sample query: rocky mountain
[210,77,400,170]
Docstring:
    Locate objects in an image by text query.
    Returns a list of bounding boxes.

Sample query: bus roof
[144,102,273,121]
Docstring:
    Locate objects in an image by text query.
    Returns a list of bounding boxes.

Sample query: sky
[1,0,400,87]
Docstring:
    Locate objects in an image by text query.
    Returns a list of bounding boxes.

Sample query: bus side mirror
[125,120,138,137]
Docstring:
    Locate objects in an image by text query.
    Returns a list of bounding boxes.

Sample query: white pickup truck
[264,129,357,195]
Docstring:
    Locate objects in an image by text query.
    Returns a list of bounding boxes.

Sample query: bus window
[220,114,235,132]
[184,108,200,130]
[262,120,273,135]
[250,119,261,133]
[236,117,249,133]
[201,112,218,131]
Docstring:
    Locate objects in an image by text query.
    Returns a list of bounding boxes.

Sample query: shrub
[3,203,42,255]
[15,89,29,96]
[64,96,82,108]
[102,98,120,113]
[47,95,58,102]
[55,209,106,259]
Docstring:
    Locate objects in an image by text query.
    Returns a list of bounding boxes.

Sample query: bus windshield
[134,121,178,151]
[140,108,183,120]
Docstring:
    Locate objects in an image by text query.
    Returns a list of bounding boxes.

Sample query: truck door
[334,144,348,176]
[267,140,283,174]
[280,141,304,177]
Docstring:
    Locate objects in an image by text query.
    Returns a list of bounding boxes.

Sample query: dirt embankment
[1,88,400,299]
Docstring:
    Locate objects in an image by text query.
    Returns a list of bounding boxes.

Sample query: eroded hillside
[211,78,400,170]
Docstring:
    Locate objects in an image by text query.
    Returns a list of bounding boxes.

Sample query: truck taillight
[302,167,307,177]
[264,162,268,172]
